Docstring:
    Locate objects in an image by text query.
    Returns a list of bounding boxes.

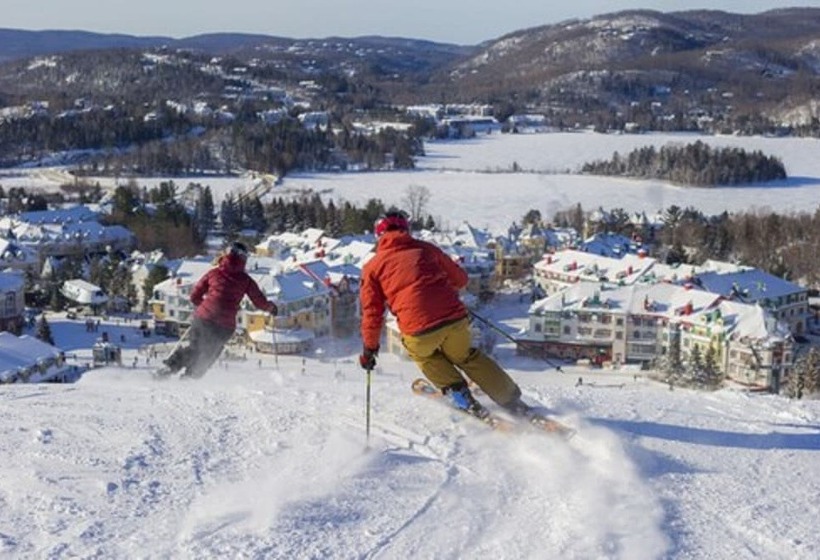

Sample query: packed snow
[1,131,819,559]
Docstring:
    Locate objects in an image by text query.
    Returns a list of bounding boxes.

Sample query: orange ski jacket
[360,230,469,350]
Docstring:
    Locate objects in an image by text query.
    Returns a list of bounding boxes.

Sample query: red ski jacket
[191,253,274,330]
[360,230,468,350]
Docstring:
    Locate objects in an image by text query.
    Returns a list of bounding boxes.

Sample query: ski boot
[443,382,490,420]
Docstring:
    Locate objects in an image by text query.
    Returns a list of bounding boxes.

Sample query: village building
[0,238,39,273]
[524,280,794,389]
[0,332,71,383]
[692,269,810,335]
[149,258,213,336]
[60,279,109,313]
[532,249,656,296]
[0,207,135,266]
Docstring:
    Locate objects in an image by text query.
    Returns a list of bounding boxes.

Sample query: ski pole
[467,308,564,372]
[267,312,279,369]
[365,366,372,448]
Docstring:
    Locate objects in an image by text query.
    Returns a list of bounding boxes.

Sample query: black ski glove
[359,346,379,370]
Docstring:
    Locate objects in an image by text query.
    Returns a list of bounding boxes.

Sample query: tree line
[548,202,820,287]
[0,102,421,176]
[580,141,787,186]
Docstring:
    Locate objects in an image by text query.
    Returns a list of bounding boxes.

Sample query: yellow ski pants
[401,317,521,406]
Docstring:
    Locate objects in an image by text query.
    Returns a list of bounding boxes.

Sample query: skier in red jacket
[359,210,525,418]
[155,242,277,379]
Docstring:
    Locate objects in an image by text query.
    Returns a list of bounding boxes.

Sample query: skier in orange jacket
[359,210,525,417]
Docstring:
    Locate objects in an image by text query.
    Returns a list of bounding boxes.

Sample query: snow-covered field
[1,302,818,559]
[3,131,819,235]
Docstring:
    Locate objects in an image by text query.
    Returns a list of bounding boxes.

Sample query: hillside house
[257,268,332,340]
[298,261,360,337]
[685,300,794,389]
[60,279,108,312]
[507,114,552,133]
[149,258,213,336]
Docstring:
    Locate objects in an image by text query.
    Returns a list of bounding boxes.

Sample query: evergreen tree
[244,196,267,233]
[49,286,64,312]
[220,194,240,234]
[142,265,169,309]
[702,345,722,388]
[36,315,55,345]
[659,328,685,382]
[195,186,216,240]
[787,348,820,399]
[687,344,704,382]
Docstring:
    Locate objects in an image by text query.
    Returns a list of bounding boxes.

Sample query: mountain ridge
[4,8,820,153]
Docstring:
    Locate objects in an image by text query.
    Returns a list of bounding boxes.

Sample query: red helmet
[374,211,410,237]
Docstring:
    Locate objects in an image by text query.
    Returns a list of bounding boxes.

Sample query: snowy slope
[1,313,818,559]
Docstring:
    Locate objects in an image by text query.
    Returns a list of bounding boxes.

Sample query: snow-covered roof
[0,332,60,380]
[153,258,214,294]
[694,269,806,302]
[642,262,702,284]
[529,282,721,319]
[534,249,656,286]
[419,222,492,250]
[580,232,643,258]
[0,270,25,292]
[322,239,374,268]
[61,279,108,305]
[255,269,332,303]
[17,206,99,225]
[699,300,791,343]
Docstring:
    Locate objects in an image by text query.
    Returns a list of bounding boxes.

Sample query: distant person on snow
[358,210,527,418]
[156,242,277,379]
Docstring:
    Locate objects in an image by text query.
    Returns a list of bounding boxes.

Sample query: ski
[508,404,576,439]
[411,378,575,439]
[411,378,516,432]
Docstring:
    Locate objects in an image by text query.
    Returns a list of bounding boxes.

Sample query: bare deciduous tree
[402,184,431,225]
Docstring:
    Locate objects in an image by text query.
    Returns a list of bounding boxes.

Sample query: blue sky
[5,1,820,44]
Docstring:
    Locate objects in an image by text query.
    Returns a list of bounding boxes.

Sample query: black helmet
[229,241,249,260]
